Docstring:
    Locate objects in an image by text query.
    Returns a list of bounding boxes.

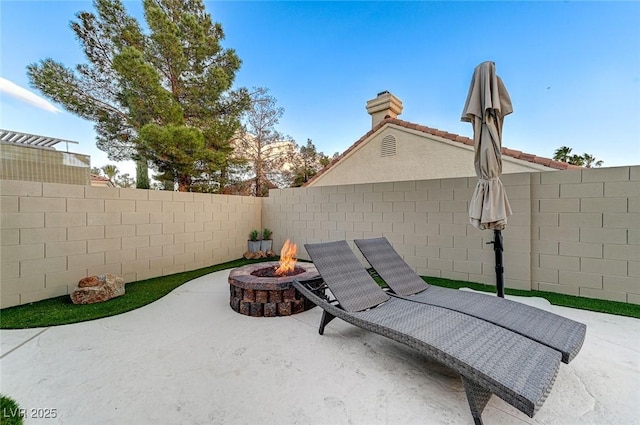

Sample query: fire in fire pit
[276,239,297,275]
[251,239,304,278]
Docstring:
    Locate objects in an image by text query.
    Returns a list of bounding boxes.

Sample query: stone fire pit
[228,261,319,317]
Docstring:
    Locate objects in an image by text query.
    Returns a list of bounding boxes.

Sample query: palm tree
[101,164,119,186]
[568,154,585,166]
[553,146,573,163]
[582,153,604,168]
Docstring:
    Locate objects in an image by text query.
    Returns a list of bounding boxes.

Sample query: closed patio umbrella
[461,61,513,297]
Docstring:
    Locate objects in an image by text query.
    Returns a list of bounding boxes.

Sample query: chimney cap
[366,91,403,129]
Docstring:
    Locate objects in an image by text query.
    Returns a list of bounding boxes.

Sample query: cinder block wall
[2,166,638,308]
[0,181,261,308]
[531,167,639,303]
[263,173,533,291]
[263,166,639,304]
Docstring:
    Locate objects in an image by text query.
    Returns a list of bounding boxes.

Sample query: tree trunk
[177,174,191,192]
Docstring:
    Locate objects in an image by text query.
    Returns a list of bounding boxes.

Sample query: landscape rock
[78,276,100,288]
[253,250,267,259]
[243,249,277,260]
[71,274,125,304]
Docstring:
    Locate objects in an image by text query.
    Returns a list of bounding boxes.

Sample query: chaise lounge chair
[293,240,564,425]
[354,237,586,364]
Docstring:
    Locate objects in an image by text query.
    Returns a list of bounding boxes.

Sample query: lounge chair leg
[462,377,492,425]
[319,311,336,335]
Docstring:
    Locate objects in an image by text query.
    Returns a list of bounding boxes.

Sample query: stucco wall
[308,124,551,187]
[0,181,261,308]
[264,166,639,304]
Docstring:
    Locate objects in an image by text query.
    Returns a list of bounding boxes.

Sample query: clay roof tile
[549,160,569,170]
[533,156,552,166]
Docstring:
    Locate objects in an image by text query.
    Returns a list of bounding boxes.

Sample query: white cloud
[0,77,61,113]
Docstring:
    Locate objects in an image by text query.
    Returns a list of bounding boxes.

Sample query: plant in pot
[248,229,261,253]
[260,228,273,252]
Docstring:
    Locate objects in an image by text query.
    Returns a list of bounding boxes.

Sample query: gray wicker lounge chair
[293,240,563,425]
[354,237,586,364]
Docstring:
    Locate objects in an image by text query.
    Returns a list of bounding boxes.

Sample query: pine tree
[289,139,330,187]
[136,161,150,189]
[27,0,249,191]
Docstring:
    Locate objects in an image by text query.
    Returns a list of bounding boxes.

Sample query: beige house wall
[263,166,639,304]
[0,181,261,308]
[308,124,551,187]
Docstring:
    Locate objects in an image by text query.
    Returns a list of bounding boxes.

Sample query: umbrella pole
[493,230,505,298]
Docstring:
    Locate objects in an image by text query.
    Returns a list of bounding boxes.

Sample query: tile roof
[90,174,115,187]
[304,117,581,187]
[90,174,111,182]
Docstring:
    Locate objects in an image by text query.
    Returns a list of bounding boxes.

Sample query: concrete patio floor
[1,270,639,425]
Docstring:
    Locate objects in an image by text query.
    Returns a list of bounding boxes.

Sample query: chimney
[366,91,403,128]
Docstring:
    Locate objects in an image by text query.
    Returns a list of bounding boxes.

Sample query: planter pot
[248,240,261,253]
[260,239,273,252]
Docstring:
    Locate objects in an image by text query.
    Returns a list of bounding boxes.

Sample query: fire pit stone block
[243,289,255,302]
[255,290,268,303]
[250,303,262,317]
[228,261,318,318]
[283,288,296,302]
[264,303,277,317]
[277,302,292,316]
[269,290,282,303]
[293,299,306,314]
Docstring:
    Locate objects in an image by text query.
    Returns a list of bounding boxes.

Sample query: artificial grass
[1,259,638,329]
[0,395,23,425]
[422,276,640,319]
[0,257,274,329]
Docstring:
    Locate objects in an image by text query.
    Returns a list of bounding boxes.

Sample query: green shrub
[1,395,23,425]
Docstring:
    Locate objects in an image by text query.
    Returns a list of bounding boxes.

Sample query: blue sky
[1,1,639,177]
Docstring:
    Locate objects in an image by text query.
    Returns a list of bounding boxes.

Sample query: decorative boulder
[71,274,125,304]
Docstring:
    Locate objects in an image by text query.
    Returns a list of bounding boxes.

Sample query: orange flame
[275,239,297,276]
